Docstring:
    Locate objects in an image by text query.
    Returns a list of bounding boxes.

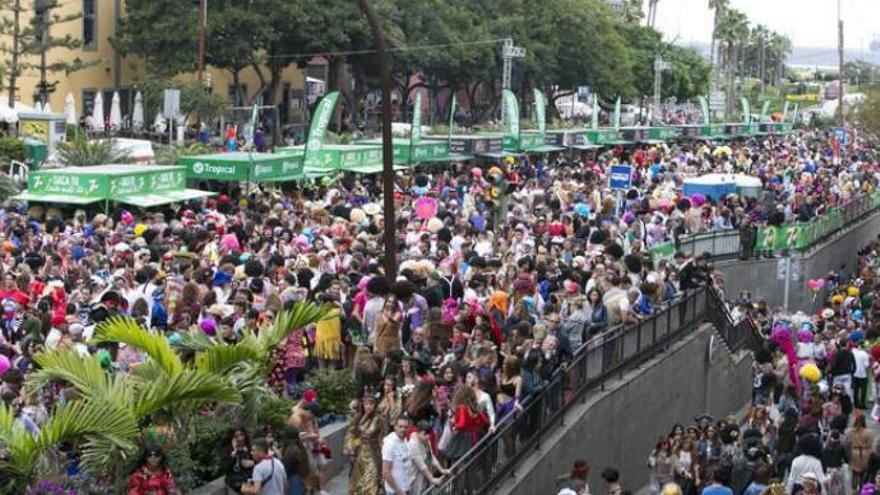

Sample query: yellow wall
[3,0,305,120]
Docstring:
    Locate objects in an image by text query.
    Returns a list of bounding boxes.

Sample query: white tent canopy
[0,101,35,124]
[91,92,105,132]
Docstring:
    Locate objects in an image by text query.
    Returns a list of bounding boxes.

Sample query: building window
[228,84,247,106]
[83,0,96,49]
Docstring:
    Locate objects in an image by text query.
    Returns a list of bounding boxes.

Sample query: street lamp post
[357,0,397,278]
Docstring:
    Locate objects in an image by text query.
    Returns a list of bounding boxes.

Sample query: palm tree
[769,32,792,95]
[55,133,132,167]
[647,0,660,27]
[708,0,729,80]
[715,8,749,120]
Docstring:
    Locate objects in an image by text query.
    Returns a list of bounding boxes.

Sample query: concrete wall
[496,324,753,495]
[716,210,880,312]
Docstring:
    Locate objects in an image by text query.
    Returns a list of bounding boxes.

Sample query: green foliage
[256,394,297,431]
[304,368,356,416]
[856,87,880,138]
[0,136,26,163]
[56,134,133,167]
[114,0,197,77]
[153,142,214,165]
[137,77,227,124]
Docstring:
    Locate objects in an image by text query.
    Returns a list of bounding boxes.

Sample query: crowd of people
[599,239,880,495]
[0,129,878,495]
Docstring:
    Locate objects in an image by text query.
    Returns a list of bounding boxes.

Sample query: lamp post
[357,0,397,278]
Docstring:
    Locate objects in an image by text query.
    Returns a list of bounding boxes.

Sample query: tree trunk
[8,0,20,109]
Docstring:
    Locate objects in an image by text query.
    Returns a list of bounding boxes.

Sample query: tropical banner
[591,97,599,129]
[613,97,621,130]
[697,96,710,125]
[740,97,751,124]
[448,93,457,144]
[411,92,422,144]
[503,89,520,137]
[782,101,790,122]
[305,91,340,166]
[533,88,546,135]
[759,101,770,122]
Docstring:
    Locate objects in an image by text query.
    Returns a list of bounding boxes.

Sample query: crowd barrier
[427,287,759,495]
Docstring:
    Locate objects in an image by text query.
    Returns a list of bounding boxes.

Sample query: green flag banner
[792,103,799,124]
[698,96,710,125]
[650,241,676,265]
[782,101,789,122]
[534,89,546,135]
[305,91,340,166]
[503,89,520,137]
[247,103,259,144]
[448,94,457,144]
[740,97,751,124]
[591,97,599,129]
[759,101,770,122]
[613,97,621,130]
[411,92,422,145]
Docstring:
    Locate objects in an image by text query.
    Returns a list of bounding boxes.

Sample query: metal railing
[677,230,742,260]
[428,287,757,495]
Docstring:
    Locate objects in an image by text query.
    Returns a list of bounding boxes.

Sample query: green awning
[568,144,603,150]
[113,189,216,207]
[413,153,474,164]
[476,151,522,159]
[524,145,566,153]
[12,191,103,205]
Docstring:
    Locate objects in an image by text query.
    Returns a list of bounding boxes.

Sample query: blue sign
[609,165,632,190]
[832,127,850,146]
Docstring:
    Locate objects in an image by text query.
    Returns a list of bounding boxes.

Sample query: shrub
[0,136,26,163]
[304,368,356,416]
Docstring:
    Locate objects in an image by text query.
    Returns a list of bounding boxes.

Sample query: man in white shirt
[242,438,287,495]
[382,416,415,495]
[853,342,871,410]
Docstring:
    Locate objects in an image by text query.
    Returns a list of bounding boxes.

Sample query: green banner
[782,101,789,122]
[792,103,799,124]
[650,241,676,265]
[29,172,107,197]
[247,103,259,144]
[411,92,422,144]
[305,91,340,166]
[759,101,770,122]
[698,95,710,125]
[613,97,621,130]
[740,97,751,124]
[534,89,546,135]
[503,89,519,138]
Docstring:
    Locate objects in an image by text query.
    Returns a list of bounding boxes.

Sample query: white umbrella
[153,107,166,134]
[131,91,144,132]
[109,91,122,131]
[42,101,52,114]
[64,92,77,125]
[33,101,43,113]
[92,92,105,132]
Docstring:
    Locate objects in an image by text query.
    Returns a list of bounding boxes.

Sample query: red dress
[127,466,177,495]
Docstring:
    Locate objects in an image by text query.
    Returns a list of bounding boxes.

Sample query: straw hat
[362,203,381,216]
[349,208,366,224]
[426,217,444,233]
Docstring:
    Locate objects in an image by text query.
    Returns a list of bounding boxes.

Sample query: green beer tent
[179,152,305,182]
[14,164,214,207]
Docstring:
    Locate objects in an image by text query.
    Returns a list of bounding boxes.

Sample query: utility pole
[501,38,525,123]
[653,56,670,125]
[837,0,845,125]
[197,0,207,86]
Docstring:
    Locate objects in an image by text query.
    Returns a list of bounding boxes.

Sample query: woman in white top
[466,369,496,433]
[786,434,826,494]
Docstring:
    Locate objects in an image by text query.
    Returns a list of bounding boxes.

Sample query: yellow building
[8,0,312,127]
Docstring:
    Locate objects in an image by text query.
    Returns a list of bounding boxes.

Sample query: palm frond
[260,301,333,352]
[29,348,112,398]
[195,340,261,375]
[133,370,241,418]
[91,316,183,376]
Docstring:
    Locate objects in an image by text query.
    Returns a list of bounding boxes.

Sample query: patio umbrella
[33,101,43,113]
[109,91,122,131]
[42,101,52,114]
[64,93,77,125]
[92,92,105,132]
[131,91,144,132]
[153,107,166,134]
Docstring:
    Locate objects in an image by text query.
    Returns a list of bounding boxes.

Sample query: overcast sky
[651,0,880,52]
